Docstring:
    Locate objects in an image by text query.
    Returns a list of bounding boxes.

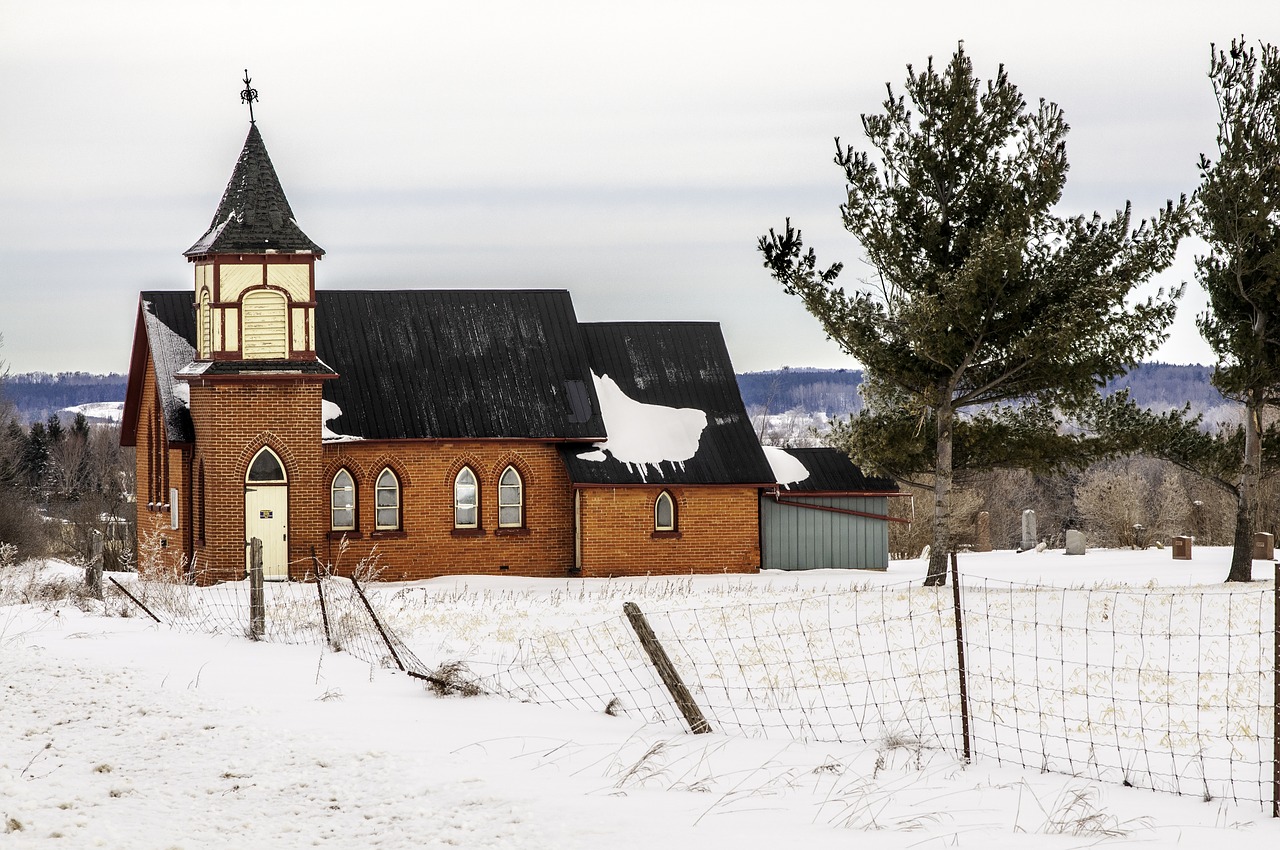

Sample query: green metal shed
[759,447,901,571]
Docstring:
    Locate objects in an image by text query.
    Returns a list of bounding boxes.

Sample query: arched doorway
[244,446,289,581]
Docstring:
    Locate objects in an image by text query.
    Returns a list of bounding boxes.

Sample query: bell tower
[179,72,334,584]
[185,72,325,364]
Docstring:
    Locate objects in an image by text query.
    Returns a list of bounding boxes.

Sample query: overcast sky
[0,1,1273,377]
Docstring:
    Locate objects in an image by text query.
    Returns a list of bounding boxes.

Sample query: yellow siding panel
[225,307,239,352]
[212,307,223,352]
[220,264,264,301]
[268,264,309,301]
[291,307,306,352]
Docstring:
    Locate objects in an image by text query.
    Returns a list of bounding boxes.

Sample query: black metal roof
[314,290,605,440]
[770,447,898,493]
[142,289,605,440]
[141,292,197,443]
[184,124,324,258]
[559,322,775,486]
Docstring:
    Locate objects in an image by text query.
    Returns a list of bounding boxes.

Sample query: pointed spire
[184,123,324,257]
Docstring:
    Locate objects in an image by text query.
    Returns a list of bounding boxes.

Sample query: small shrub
[424,660,483,697]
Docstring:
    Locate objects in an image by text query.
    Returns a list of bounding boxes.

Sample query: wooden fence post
[249,538,265,640]
[623,601,711,734]
[1273,559,1278,818]
[950,551,972,763]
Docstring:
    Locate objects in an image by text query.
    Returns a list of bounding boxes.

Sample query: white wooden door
[245,485,288,580]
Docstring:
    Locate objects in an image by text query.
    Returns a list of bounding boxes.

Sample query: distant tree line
[5,372,127,426]
[739,363,1226,420]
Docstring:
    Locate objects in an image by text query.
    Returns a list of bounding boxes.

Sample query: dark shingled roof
[141,292,197,443]
[560,322,775,486]
[184,124,324,257]
[315,290,605,440]
[141,289,604,440]
[771,447,898,493]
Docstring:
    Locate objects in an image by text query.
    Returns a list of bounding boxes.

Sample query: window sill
[650,530,682,540]
[494,527,529,537]
[451,528,487,538]
[370,530,406,539]
[327,530,362,540]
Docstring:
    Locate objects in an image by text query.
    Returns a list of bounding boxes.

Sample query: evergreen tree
[1194,38,1280,581]
[759,44,1189,584]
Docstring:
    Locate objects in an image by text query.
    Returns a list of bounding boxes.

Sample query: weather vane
[240,70,258,124]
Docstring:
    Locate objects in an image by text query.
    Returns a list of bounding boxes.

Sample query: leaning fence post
[950,551,973,763]
[623,601,711,734]
[248,538,265,640]
[107,576,160,623]
[350,575,405,672]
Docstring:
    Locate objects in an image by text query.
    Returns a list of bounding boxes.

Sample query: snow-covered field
[2,549,1278,848]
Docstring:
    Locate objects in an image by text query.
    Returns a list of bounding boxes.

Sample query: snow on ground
[2,549,1278,849]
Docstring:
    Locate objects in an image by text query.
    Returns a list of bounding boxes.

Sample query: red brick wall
[187,379,327,584]
[136,355,762,583]
[577,486,761,577]
[314,442,575,580]
[133,357,189,578]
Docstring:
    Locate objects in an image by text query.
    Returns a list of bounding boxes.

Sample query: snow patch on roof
[577,373,706,480]
[763,446,810,489]
[322,399,363,442]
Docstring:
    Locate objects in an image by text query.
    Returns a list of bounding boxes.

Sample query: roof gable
[184,124,324,257]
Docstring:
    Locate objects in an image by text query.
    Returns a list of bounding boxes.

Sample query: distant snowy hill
[2,372,127,426]
[61,401,125,424]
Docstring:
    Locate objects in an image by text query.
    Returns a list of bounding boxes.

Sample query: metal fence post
[950,551,973,763]
[1274,559,1278,818]
[623,601,712,734]
[249,538,265,640]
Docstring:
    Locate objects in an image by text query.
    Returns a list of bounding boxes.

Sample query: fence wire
[108,566,1278,811]
[476,575,1277,811]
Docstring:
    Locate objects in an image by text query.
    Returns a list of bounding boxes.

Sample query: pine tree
[1195,38,1280,581]
[759,44,1189,585]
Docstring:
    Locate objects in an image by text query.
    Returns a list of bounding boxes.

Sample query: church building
[122,114,896,583]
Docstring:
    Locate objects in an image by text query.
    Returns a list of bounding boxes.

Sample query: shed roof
[560,322,775,486]
[768,447,898,493]
[184,124,324,257]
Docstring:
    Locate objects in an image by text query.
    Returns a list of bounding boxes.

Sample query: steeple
[186,82,325,365]
[184,123,324,258]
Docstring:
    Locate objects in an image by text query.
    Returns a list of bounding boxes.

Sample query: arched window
[331,469,356,531]
[498,466,523,528]
[454,467,478,528]
[375,468,400,530]
[199,289,212,358]
[654,490,676,532]
[246,447,286,483]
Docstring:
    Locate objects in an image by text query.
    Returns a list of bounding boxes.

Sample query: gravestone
[1021,510,1037,551]
[975,511,991,552]
[1065,530,1086,555]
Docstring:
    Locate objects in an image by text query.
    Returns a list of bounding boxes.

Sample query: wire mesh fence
[106,560,1278,812]
[474,571,1278,811]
